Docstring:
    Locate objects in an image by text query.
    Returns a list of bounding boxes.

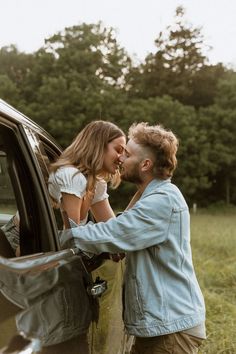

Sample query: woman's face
[102,136,126,174]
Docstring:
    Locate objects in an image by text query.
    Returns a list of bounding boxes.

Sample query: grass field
[190,212,236,354]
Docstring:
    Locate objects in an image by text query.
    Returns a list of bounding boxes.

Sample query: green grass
[0,204,17,215]
[191,212,236,353]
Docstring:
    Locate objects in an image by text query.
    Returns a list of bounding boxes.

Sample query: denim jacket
[66,178,205,337]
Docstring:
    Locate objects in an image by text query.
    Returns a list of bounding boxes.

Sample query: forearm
[60,198,170,254]
[90,199,115,222]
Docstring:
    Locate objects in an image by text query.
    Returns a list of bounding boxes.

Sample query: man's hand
[109,253,125,262]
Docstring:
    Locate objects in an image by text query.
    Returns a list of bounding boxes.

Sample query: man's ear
[140,158,153,172]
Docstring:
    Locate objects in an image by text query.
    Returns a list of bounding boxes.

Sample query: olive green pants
[130,332,204,354]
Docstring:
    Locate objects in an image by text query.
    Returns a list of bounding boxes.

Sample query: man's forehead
[125,139,140,154]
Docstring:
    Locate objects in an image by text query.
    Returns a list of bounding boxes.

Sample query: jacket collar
[141,178,171,199]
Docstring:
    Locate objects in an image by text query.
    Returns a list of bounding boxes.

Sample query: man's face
[119,139,143,184]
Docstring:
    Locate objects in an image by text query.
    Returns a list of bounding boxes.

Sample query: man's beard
[121,161,142,184]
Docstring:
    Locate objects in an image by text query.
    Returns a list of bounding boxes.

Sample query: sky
[1,0,236,67]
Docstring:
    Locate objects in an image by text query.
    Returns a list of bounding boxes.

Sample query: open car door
[0,248,94,353]
[0,101,97,352]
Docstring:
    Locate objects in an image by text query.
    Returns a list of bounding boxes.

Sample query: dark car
[0,99,110,354]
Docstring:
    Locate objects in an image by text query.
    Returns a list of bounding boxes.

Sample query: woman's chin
[103,164,119,175]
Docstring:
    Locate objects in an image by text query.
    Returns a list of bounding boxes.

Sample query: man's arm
[60,192,172,254]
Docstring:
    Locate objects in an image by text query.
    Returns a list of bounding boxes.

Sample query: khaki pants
[130,332,204,354]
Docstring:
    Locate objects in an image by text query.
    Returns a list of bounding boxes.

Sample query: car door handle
[0,248,81,274]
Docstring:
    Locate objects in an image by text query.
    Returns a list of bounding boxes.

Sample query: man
[61,122,206,354]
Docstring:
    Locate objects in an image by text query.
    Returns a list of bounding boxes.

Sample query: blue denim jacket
[69,178,205,337]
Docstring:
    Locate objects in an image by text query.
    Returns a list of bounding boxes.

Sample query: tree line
[0,6,236,208]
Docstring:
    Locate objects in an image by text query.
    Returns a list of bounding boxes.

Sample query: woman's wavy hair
[50,120,125,192]
[128,122,179,179]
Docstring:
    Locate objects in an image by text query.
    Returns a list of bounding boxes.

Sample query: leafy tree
[117,95,215,204]
[42,22,131,87]
[0,45,35,109]
[197,103,236,205]
[20,22,131,145]
[127,6,225,108]
[214,71,236,109]
[0,74,21,106]
[197,73,236,205]
[0,45,34,86]
[0,19,235,207]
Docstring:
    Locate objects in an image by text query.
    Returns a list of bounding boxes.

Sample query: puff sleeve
[91,179,109,205]
[48,167,87,203]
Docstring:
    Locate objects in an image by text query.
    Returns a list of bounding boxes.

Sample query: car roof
[0,99,60,148]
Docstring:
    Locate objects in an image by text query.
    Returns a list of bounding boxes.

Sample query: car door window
[23,126,65,231]
[0,121,60,258]
[0,150,19,258]
[0,151,17,225]
[41,144,65,230]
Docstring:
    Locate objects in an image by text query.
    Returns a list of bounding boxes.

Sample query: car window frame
[0,115,60,256]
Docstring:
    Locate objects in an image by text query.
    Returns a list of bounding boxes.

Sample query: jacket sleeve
[60,192,172,254]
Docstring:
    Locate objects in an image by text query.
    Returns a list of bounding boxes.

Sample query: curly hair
[128,122,179,179]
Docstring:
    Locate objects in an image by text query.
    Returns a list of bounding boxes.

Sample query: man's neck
[125,177,155,210]
[136,176,155,194]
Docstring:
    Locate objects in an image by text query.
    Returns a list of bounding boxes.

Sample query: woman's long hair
[50,120,125,192]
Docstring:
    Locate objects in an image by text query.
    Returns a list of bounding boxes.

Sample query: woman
[48,120,126,354]
[48,120,126,227]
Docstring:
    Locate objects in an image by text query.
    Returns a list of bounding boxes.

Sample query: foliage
[11,23,131,146]
[0,9,236,206]
[196,76,236,204]
[126,6,225,108]
[0,74,20,106]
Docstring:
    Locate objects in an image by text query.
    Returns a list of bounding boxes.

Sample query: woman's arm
[61,193,83,225]
[90,199,115,222]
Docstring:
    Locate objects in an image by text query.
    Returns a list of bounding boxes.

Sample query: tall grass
[191,212,236,353]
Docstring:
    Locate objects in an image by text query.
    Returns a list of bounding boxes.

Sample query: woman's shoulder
[55,166,84,177]
[49,166,87,184]
[56,165,78,173]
